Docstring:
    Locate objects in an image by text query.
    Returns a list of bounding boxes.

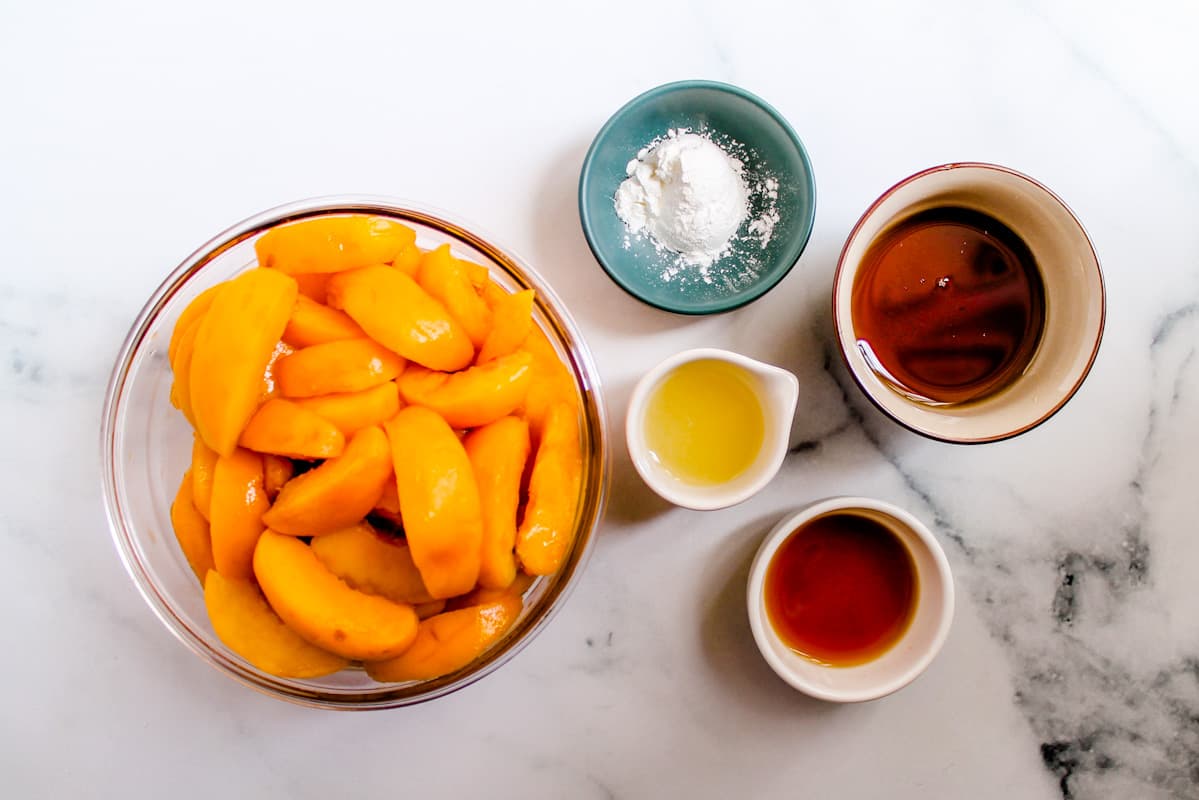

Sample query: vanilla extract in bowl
[850,207,1045,405]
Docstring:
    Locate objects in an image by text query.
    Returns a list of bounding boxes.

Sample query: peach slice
[383,406,483,599]
[169,312,204,426]
[262,426,393,536]
[415,600,447,619]
[398,351,533,429]
[171,470,214,584]
[255,215,416,275]
[370,478,403,529]
[520,325,580,444]
[374,477,401,516]
[204,570,348,679]
[239,398,346,459]
[477,289,534,364]
[291,381,401,436]
[282,295,366,348]
[364,596,522,683]
[515,402,583,576]
[260,340,292,402]
[262,454,294,500]
[464,416,530,589]
[292,272,330,302]
[274,337,405,398]
[168,284,221,365]
[190,433,218,521]
[459,259,490,290]
[189,268,298,456]
[326,265,473,372]
[448,572,536,611]
[391,244,422,277]
[209,448,269,580]
[416,244,493,348]
[310,523,435,605]
[253,531,419,661]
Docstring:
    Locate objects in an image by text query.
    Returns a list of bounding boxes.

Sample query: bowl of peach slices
[102,197,609,708]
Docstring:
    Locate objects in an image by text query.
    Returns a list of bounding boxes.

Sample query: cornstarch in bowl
[615,128,781,287]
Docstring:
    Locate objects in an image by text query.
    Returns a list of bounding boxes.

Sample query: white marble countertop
[3,1,1197,798]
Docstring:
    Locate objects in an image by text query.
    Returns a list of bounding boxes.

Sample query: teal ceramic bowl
[579,80,815,315]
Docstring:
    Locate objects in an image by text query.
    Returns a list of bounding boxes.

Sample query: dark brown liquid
[764,514,917,667]
[851,207,1045,404]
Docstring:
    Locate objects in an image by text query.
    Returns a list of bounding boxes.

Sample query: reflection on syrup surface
[851,207,1045,404]
[765,513,917,667]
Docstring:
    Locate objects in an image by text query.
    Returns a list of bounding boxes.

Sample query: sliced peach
[274,337,405,398]
[383,406,483,599]
[480,278,509,309]
[448,572,535,611]
[190,269,298,456]
[464,416,530,589]
[209,448,269,580]
[415,600,447,619]
[310,523,435,605]
[515,402,583,576]
[262,426,393,535]
[292,272,330,302]
[399,351,532,429]
[416,245,493,348]
[391,244,422,277]
[371,479,403,529]
[459,258,490,290]
[375,479,401,516]
[253,531,419,661]
[326,265,473,372]
[364,596,522,683]
[281,295,366,348]
[169,312,204,425]
[190,432,218,521]
[239,398,346,459]
[262,454,294,500]
[168,284,221,365]
[477,289,534,364]
[255,215,416,275]
[261,340,292,402]
[292,382,401,436]
[171,470,214,584]
[204,570,348,678]
[521,324,580,443]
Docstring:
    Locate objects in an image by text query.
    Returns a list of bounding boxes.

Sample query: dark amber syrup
[764,514,917,667]
[851,207,1045,404]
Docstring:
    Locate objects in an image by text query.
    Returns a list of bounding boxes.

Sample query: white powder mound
[614,131,748,266]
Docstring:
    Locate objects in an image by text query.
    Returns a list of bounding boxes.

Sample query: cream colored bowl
[833,163,1105,443]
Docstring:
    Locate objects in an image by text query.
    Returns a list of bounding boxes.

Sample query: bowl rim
[746,496,956,703]
[831,162,1106,444]
[577,78,817,315]
[100,195,610,709]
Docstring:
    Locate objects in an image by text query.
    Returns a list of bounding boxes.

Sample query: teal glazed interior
[579,80,816,314]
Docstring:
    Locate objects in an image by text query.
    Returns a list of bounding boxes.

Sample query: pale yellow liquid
[644,359,765,485]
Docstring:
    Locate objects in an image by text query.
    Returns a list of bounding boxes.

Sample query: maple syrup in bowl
[833,163,1104,443]
[747,497,954,702]
[852,207,1045,405]
[763,513,917,667]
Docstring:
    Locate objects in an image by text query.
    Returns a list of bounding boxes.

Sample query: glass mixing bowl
[101,197,609,709]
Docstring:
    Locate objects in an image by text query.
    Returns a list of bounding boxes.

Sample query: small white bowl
[626,348,798,510]
[747,497,955,702]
